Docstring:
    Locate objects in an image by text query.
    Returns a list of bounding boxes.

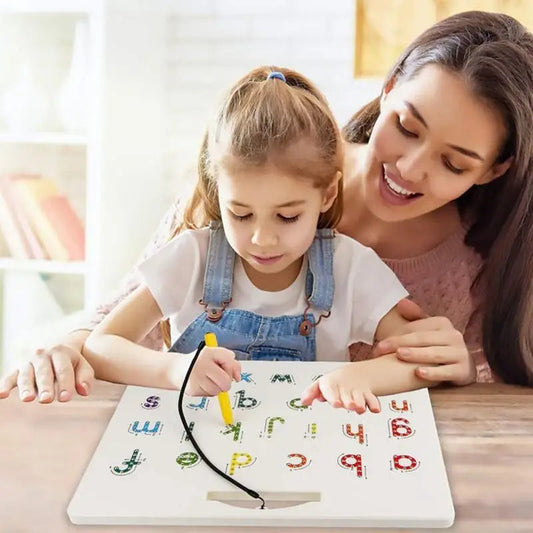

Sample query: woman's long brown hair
[343,11,533,385]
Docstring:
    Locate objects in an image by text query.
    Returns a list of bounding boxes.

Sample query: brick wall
[163,0,382,200]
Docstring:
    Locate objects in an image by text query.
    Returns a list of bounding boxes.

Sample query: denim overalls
[169,224,335,361]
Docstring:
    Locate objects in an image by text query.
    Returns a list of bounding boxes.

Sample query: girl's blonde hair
[161,65,344,347]
[178,66,343,233]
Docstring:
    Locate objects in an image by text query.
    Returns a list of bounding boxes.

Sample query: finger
[396,298,427,321]
[190,384,212,397]
[225,360,241,383]
[320,379,343,408]
[195,380,220,397]
[0,370,19,399]
[376,317,456,349]
[232,361,242,382]
[73,357,95,397]
[302,382,327,404]
[201,361,235,394]
[416,364,464,383]
[400,316,454,333]
[396,346,462,365]
[403,315,453,332]
[32,350,56,403]
[351,390,367,414]
[204,365,233,393]
[340,388,357,411]
[214,351,241,382]
[375,329,459,353]
[364,392,381,413]
[300,381,320,406]
[17,362,37,402]
[205,378,225,396]
[212,348,236,368]
[49,349,76,402]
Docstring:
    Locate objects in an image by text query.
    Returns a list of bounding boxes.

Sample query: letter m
[270,374,295,384]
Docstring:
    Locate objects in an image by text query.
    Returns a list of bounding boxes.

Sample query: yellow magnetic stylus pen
[204,332,234,425]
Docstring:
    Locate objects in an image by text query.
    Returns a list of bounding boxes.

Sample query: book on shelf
[40,195,85,261]
[0,187,31,259]
[0,223,9,257]
[2,174,85,262]
[0,175,47,260]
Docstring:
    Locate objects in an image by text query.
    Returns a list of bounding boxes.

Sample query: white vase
[57,19,89,134]
[2,63,48,133]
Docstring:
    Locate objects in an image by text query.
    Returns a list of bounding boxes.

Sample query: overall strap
[200,222,235,321]
[305,228,335,313]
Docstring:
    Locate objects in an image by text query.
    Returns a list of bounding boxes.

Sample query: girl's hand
[300,366,381,414]
[374,299,476,386]
[0,331,95,403]
[185,346,241,397]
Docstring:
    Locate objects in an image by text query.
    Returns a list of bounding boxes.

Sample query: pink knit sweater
[84,198,494,383]
[348,224,493,382]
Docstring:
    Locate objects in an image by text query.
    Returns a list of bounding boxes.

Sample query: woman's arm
[0,197,184,402]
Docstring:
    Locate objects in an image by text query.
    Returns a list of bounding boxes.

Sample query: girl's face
[361,64,511,222]
[217,163,337,291]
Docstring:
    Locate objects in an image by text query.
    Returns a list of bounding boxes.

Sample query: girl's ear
[477,156,513,185]
[321,171,342,212]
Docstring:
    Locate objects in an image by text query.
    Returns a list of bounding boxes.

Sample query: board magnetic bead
[68,361,454,528]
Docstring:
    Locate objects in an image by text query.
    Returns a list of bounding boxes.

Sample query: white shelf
[0,0,168,375]
[0,132,87,146]
[0,258,87,274]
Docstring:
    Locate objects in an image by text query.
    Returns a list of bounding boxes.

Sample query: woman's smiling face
[360,64,511,222]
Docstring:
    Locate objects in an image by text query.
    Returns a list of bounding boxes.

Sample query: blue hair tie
[267,71,286,82]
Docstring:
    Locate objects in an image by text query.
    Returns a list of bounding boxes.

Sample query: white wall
[163,0,382,202]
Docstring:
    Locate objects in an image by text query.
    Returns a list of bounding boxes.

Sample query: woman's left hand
[374,299,476,386]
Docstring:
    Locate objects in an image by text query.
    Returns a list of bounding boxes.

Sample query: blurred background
[0,0,529,373]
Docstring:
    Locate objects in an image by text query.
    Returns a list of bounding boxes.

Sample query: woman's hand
[0,330,95,403]
[183,346,241,397]
[374,299,476,386]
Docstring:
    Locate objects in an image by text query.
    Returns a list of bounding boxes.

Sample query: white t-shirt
[138,228,408,361]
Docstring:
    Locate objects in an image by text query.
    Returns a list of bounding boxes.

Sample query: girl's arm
[83,285,241,394]
[301,305,435,411]
[302,300,478,411]
[83,286,184,389]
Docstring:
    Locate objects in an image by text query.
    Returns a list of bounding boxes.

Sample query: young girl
[82,66,446,413]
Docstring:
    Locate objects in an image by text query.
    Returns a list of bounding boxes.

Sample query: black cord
[177,340,266,509]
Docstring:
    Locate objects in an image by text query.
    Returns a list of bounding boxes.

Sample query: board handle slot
[207,491,321,509]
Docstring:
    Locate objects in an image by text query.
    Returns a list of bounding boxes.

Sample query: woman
[2,10,532,402]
